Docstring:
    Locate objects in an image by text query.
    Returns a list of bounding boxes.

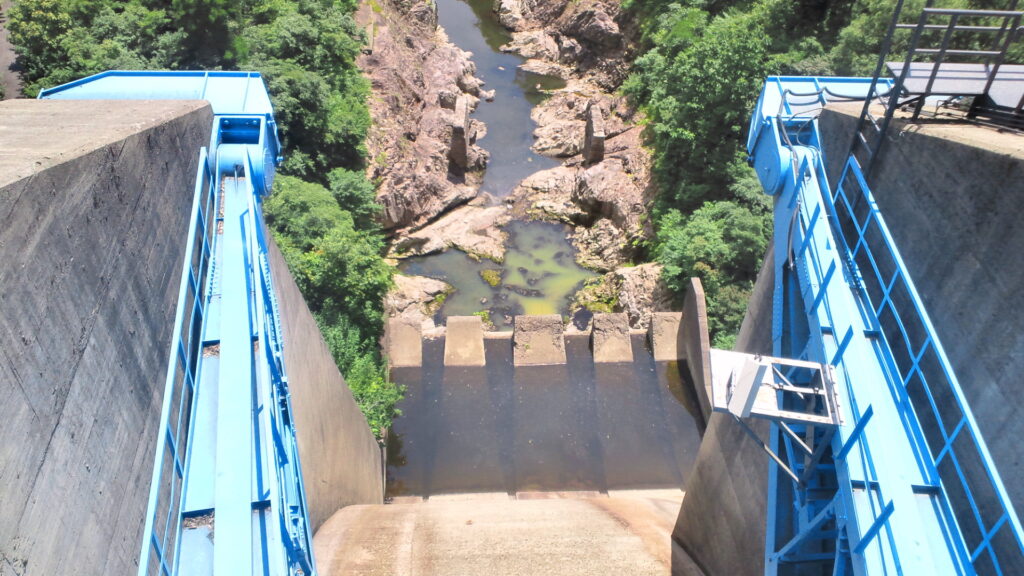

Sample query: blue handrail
[138,148,216,575]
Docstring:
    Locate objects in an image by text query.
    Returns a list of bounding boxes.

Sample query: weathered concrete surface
[681,278,713,425]
[268,237,385,532]
[388,335,702,496]
[513,314,567,366]
[314,490,705,576]
[444,315,486,366]
[0,99,212,574]
[386,317,424,368]
[649,312,684,362]
[673,250,774,576]
[820,104,1024,507]
[591,313,632,363]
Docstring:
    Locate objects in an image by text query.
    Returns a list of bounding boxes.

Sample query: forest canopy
[622,0,1005,347]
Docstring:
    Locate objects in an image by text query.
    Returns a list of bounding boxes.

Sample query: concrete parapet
[444,315,486,366]
[649,312,685,361]
[583,102,606,165]
[449,96,471,170]
[0,99,212,574]
[386,317,423,368]
[591,313,633,363]
[681,279,713,423]
[513,315,567,366]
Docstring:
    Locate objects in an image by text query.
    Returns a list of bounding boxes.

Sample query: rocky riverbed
[358,0,673,331]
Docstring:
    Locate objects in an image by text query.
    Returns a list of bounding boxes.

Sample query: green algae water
[399,221,595,330]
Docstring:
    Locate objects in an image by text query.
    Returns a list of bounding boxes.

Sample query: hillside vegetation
[7,0,400,437]
[623,0,1009,347]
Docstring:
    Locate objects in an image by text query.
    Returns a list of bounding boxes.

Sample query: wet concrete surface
[387,334,704,497]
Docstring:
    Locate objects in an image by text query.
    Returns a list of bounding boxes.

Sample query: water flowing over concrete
[386,333,703,497]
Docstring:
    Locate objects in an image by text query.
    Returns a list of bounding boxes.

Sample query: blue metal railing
[751,76,1023,575]
[832,156,1024,574]
[139,149,216,576]
[246,160,316,573]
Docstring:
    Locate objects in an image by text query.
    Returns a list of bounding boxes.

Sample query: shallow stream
[397,0,596,329]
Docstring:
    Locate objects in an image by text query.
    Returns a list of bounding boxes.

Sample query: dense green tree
[264,175,401,436]
[657,200,770,345]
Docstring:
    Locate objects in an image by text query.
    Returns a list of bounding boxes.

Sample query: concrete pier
[649,312,685,361]
[513,315,567,366]
[591,313,633,363]
[386,317,423,368]
[444,315,486,366]
[583,101,606,165]
[449,96,471,170]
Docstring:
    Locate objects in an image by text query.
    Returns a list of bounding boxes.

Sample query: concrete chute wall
[266,236,384,533]
[0,99,212,574]
[672,246,775,576]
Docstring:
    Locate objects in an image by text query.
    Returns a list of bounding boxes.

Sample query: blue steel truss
[41,72,316,576]
[748,77,1024,575]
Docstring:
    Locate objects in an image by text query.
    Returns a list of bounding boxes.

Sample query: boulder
[563,7,622,50]
[532,121,585,157]
[573,159,645,234]
[509,166,584,223]
[384,274,453,331]
[569,263,674,330]
[493,0,536,30]
[502,30,560,60]
[391,204,512,261]
[571,218,630,272]
[615,263,674,329]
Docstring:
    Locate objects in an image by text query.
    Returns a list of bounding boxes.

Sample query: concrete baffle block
[449,96,471,170]
[649,312,685,362]
[386,317,423,368]
[591,313,633,363]
[583,101,606,165]
[444,315,486,366]
[513,315,567,366]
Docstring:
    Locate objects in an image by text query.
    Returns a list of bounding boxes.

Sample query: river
[397,0,596,330]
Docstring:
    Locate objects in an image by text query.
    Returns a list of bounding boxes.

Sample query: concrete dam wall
[0,99,212,574]
[383,312,709,497]
[673,247,775,576]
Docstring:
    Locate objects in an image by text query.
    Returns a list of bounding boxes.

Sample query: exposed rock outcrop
[493,0,537,30]
[495,0,633,89]
[384,274,453,330]
[357,0,489,231]
[390,204,512,262]
[511,123,652,272]
[570,263,674,329]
